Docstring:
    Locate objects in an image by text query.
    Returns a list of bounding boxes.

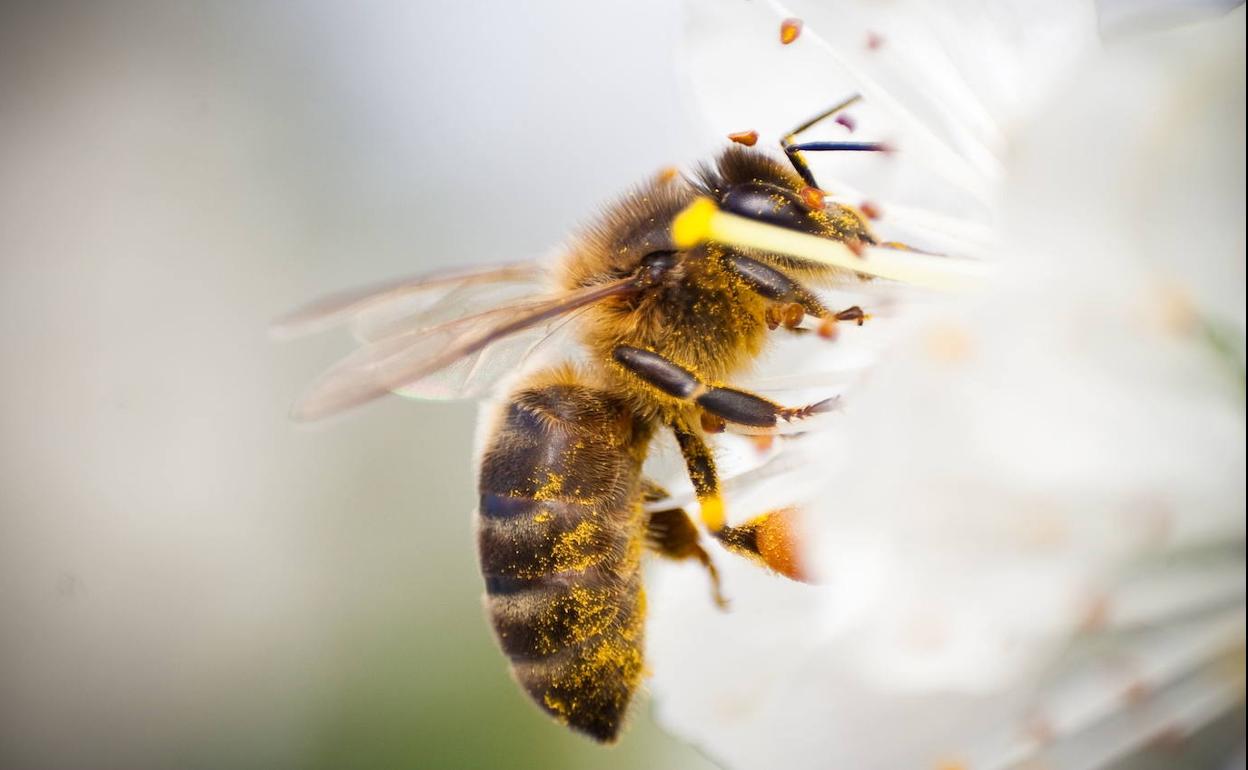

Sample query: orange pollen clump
[752,507,807,581]
[780,17,803,45]
[925,324,974,363]
[727,130,759,147]
[657,165,679,184]
[700,412,727,434]
[799,186,826,211]
[750,434,775,454]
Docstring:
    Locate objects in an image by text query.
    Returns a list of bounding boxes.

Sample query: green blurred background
[0,2,720,767]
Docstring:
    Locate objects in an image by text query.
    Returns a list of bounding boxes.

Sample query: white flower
[646,2,1245,769]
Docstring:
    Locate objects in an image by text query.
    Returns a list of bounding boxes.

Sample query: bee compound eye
[721,182,823,235]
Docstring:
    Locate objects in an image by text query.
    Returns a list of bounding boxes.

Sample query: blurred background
[0,2,722,767]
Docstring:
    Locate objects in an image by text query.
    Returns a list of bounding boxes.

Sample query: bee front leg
[724,253,867,335]
[613,346,835,432]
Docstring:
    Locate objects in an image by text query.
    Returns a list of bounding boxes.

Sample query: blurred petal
[652,6,1245,769]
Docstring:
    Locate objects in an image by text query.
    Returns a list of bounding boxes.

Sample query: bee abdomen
[477,377,650,742]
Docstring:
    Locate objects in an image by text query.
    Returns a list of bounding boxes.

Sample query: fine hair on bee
[277,94,910,742]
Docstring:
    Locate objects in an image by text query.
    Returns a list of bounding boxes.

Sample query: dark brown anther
[728,130,759,147]
[764,304,783,330]
[798,186,826,211]
[780,18,803,45]
[834,114,856,132]
[782,302,805,329]
[859,200,882,220]
[835,305,867,326]
[700,413,727,434]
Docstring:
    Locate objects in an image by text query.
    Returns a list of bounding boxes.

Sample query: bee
[278,96,889,742]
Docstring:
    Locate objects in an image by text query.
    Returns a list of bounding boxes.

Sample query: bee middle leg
[671,424,808,582]
[613,345,835,432]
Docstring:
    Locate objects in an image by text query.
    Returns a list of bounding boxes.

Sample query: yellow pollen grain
[532,471,564,501]
[552,520,605,572]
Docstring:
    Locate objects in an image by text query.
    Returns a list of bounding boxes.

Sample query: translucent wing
[389,301,588,401]
[271,261,545,340]
[351,276,548,344]
[290,278,637,421]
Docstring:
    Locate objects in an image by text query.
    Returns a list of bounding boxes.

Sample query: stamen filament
[672,198,986,291]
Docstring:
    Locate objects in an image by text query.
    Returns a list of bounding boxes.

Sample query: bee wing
[350,277,548,344]
[291,278,636,421]
[271,261,545,340]
[389,303,586,401]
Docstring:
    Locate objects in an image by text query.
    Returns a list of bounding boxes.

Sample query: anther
[834,114,856,132]
[859,200,883,220]
[798,186,826,211]
[866,31,885,50]
[657,166,679,184]
[780,18,803,45]
[700,413,726,434]
[782,302,805,329]
[845,238,866,258]
[835,305,866,325]
[728,130,759,147]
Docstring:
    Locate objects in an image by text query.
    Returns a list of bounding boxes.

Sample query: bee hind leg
[716,507,810,582]
[642,484,728,609]
[669,426,809,583]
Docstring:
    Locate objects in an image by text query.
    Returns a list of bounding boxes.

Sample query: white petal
[651,7,1245,769]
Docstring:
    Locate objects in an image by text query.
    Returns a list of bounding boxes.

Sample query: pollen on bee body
[779,18,802,45]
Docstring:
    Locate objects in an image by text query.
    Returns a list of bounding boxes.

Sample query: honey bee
[278,96,888,742]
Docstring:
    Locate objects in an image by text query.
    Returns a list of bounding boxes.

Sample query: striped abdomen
[477,375,652,742]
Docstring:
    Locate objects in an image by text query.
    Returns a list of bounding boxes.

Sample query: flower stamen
[671,197,987,290]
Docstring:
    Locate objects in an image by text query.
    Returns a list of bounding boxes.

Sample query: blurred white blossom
[648,2,1245,769]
